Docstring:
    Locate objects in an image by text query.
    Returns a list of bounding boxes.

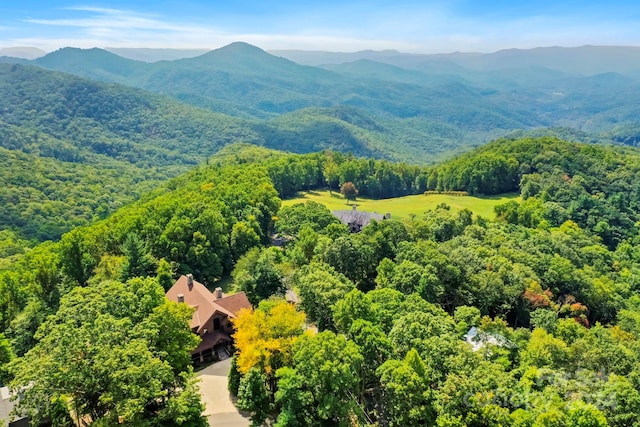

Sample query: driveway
[196,358,250,427]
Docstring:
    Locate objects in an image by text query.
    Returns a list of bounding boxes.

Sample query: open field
[281,190,520,220]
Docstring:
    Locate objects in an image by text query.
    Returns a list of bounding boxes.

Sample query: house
[166,274,252,365]
[331,205,390,233]
[463,327,515,352]
[0,386,29,427]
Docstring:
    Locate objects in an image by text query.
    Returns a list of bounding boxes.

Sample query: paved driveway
[196,358,250,427]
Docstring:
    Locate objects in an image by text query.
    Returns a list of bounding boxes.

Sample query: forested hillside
[0,64,420,241]
[3,140,640,425]
[26,43,539,158]
[429,137,640,248]
[12,42,640,152]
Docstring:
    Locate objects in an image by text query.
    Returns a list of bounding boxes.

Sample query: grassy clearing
[281,190,520,220]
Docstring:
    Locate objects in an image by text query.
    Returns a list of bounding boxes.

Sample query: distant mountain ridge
[1,41,637,162]
[5,43,640,74]
[0,46,46,59]
[272,45,640,76]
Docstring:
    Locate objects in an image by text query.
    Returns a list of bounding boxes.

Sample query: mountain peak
[34,47,144,80]
[220,41,266,52]
[200,42,271,59]
[184,41,295,69]
[38,47,139,63]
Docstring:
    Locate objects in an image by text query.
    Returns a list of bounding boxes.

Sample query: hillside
[0,147,173,241]
[16,43,640,154]
[429,136,640,247]
[0,64,417,240]
[4,140,640,425]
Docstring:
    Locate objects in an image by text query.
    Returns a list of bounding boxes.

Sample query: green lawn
[281,190,520,220]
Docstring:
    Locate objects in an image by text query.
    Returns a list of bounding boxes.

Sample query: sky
[1,0,640,53]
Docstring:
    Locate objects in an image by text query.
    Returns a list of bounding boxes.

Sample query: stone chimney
[186,274,194,288]
[352,204,357,211]
[214,287,223,300]
[385,212,391,219]
[177,294,184,303]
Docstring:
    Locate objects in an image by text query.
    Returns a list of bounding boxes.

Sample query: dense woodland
[5,48,640,244]
[0,63,430,242]
[2,139,640,425]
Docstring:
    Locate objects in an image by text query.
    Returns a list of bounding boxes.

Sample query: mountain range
[3,42,637,154]
[2,42,640,239]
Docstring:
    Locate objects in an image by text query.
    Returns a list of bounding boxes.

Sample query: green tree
[156,258,175,291]
[9,278,204,426]
[231,220,261,262]
[228,355,242,396]
[275,331,364,426]
[348,319,392,390]
[233,247,285,305]
[294,262,355,331]
[322,236,376,290]
[274,367,314,426]
[276,201,340,235]
[237,368,271,427]
[332,289,375,334]
[566,401,609,427]
[0,332,13,384]
[323,157,340,194]
[377,349,436,426]
[121,233,156,279]
[59,228,100,286]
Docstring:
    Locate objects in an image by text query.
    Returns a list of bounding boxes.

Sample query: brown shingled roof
[166,275,252,334]
[215,292,252,317]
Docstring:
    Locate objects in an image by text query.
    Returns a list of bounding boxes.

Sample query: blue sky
[1,0,639,53]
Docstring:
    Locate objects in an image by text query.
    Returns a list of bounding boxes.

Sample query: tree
[156,258,175,291]
[274,367,314,426]
[9,278,205,426]
[348,319,392,390]
[0,332,13,384]
[59,228,100,286]
[521,328,569,369]
[276,201,340,235]
[233,247,286,305]
[293,262,355,331]
[237,368,271,427]
[377,349,436,426]
[232,300,305,386]
[231,220,261,262]
[275,331,364,426]
[321,236,376,290]
[565,401,609,427]
[340,182,358,203]
[121,232,156,279]
[332,289,375,334]
[323,157,340,194]
[228,355,242,396]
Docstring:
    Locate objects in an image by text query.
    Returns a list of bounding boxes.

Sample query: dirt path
[196,358,250,427]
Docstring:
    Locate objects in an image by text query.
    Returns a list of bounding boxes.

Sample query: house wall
[200,314,234,335]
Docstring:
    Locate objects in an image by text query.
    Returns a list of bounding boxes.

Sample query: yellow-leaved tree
[232,299,306,376]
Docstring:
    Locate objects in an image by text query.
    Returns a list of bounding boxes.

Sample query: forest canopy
[3,139,640,425]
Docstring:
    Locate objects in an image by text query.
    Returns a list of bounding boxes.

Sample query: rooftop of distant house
[332,204,389,232]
